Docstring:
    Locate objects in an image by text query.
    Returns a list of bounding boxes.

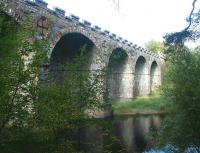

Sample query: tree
[145,40,165,53]
[0,6,51,150]
[164,0,199,54]
[0,10,45,132]
[0,3,108,152]
[159,50,200,149]
[157,0,200,150]
[33,47,106,152]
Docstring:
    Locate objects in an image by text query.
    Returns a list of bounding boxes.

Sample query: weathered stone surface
[7,0,165,117]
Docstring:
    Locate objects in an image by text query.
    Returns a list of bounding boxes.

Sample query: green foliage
[112,90,170,115]
[0,0,6,11]
[145,40,165,53]
[158,50,200,149]
[158,1,200,148]
[0,7,53,153]
[0,9,46,131]
[0,6,107,153]
[81,119,127,153]
[33,47,106,152]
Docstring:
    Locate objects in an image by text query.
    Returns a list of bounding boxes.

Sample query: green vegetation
[156,0,200,149]
[145,39,165,53]
[0,10,48,135]
[157,50,200,149]
[1,0,200,152]
[0,3,109,153]
[112,91,170,115]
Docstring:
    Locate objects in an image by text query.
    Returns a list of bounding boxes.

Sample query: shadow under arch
[106,48,133,102]
[50,32,95,65]
[50,32,97,81]
[150,61,160,92]
[45,32,113,118]
[134,56,149,97]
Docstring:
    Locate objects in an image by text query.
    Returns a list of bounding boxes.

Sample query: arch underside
[50,32,95,65]
[150,61,161,91]
[106,53,161,102]
[48,32,161,103]
[49,32,98,82]
[106,48,133,102]
[134,56,149,96]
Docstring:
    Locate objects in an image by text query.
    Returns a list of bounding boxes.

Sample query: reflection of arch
[150,61,160,92]
[134,56,148,96]
[50,32,96,81]
[106,48,131,102]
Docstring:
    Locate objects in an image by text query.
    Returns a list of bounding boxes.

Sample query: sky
[45,0,200,47]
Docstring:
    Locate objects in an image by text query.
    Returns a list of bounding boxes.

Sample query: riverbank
[112,91,170,115]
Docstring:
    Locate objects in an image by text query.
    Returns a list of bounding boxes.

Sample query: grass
[112,90,171,115]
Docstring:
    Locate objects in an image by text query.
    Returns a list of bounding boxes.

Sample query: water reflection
[115,117,135,152]
[82,115,164,153]
[83,124,104,153]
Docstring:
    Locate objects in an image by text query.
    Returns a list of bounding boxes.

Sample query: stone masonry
[6,0,165,117]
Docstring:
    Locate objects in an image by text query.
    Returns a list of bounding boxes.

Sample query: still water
[81,114,164,153]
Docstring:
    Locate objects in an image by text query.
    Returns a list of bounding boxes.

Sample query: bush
[158,50,200,149]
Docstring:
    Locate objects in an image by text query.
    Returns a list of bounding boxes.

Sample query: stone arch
[150,61,161,92]
[50,32,98,81]
[134,56,149,96]
[106,48,133,102]
[51,32,96,63]
[49,26,101,49]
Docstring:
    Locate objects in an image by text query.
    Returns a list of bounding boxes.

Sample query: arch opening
[134,56,149,96]
[50,32,96,81]
[50,32,95,65]
[106,48,132,102]
[150,61,160,92]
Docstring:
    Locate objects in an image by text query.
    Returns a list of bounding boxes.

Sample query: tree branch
[184,0,198,31]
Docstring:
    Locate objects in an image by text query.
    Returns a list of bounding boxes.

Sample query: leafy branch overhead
[164,0,200,50]
[158,0,200,149]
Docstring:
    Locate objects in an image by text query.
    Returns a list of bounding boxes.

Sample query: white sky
[45,0,200,47]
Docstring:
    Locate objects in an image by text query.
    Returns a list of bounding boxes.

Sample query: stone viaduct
[7,0,165,116]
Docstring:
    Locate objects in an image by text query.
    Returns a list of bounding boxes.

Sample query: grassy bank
[112,91,171,115]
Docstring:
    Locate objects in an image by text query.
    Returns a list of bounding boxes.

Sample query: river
[81,114,165,153]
